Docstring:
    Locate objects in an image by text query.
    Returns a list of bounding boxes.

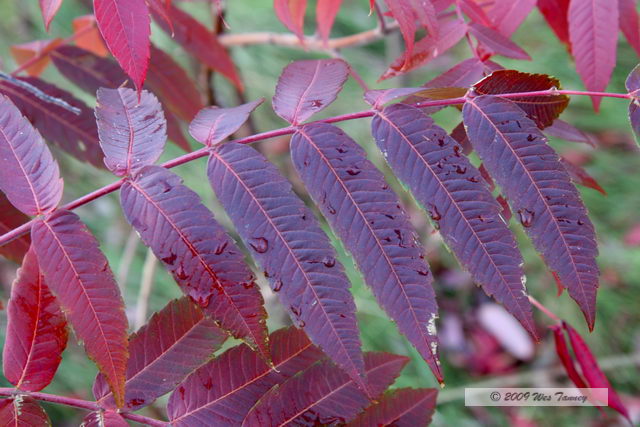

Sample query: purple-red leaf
[95,87,166,176]
[31,210,129,407]
[93,0,150,92]
[50,45,129,92]
[0,396,50,426]
[551,325,588,389]
[243,352,408,426]
[0,194,31,263]
[487,0,536,37]
[291,122,443,381]
[273,59,349,125]
[0,76,102,168]
[472,70,570,129]
[120,166,269,358]
[463,96,599,330]
[152,3,242,90]
[347,388,438,427]
[373,104,535,337]
[568,0,619,111]
[189,99,264,147]
[316,0,342,44]
[3,248,67,392]
[81,410,128,427]
[619,0,640,56]
[468,23,531,60]
[0,95,62,216]
[207,142,367,392]
[274,0,307,41]
[93,297,227,410]
[564,322,631,421]
[544,119,597,147]
[168,327,324,426]
[626,64,640,146]
[561,157,606,195]
[39,0,63,31]
[538,0,571,45]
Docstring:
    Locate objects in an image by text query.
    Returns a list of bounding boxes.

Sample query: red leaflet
[120,166,269,358]
[347,388,438,426]
[458,0,492,26]
[619,0,640,56]
[94,297,227,410]
[272,59,349,125]
[81,410,128,427]
[0,95,62,216]
[152,3,242,90]
[551,325,588,389]
[274,0,307,41]
[564,323,631,420]
[0,396,50,426]
[538,0,571,45]
[168,327,323,426]
[384,0,439,63]
[95,88,166,176]
[316,0,342,44]
[291,123,443,381]
[93,0,150,92]
[189,99,264,146]
[468,23,531,60]
[72,15,109,57]
[3,248,68,392]
[626,64,640,146]
[463,96,600,330]
[544,119,597,147]
[487,0,536,37]
[568,0,619,111]
[0,193,31,263]
[373,104,536,338]
[473,70,569,128]
[561,157,607,195]
[207,142,367,393]
[31,211,129,407]
[39,0,63,31]
[0,76,103,168]
[364,87,435,108]
[10,39,62,77]
[243,352,408,426]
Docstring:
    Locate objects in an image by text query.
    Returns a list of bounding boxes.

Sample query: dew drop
[249,237,269,253]
[517,209,535,227]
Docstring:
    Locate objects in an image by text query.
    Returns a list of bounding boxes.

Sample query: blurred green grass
[0,1,638,425]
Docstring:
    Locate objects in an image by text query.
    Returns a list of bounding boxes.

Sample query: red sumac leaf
[458,0,492,26]
[551,325,588,389]
[93,0,151,92]
[168,327,323,426]
[189,99,263,147]
[31,211,129,407]
[568,0,619,111]
[39,0,63,31]
[152,3,242,90]
[96,87,166,176]
[10,39,62,77]
[487,0,536,37]
[472,70,569,129]
[0,194,31,263]
[626,64,640,146]
[347,388,438,427]
[544,119,597,147]
[93,297,227,410]
[0,76,103,168]
[564,322,631,421]
[291,123,443,381]
[3,248,68,392]
[373,104,535,337]
[316,0,342,44]
[364,87,432,109]
[81,410,128,427]
[0,396,50,426]
[560,157,606,195]
[274,0,307,41]
[619,0,640,56]
[273,59,349,125]
[0,95,62,216]
[243,352,408,426]
[463,96,599,330]
[207,142,367,392]
[120,166,269,358]
[538,0,571,45]
[468,23,531,60]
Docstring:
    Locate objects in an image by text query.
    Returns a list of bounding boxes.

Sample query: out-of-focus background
[0,0,639,425]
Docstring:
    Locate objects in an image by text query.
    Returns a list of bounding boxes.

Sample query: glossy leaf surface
[347,388,438,427]
[189,99,263,147]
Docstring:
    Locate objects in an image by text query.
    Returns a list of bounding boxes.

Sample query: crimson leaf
[81,410,128,427]
[273,59,349,125]
[463,96,599,330]
[487,0,536,37]
[120,165,269,358]
[0,94,62,216]
[207,142,367,392]
[39,0,63,30]
[31,210,129,407]
[0,396,50,426]
[0,194,31,263]
[347,388,438,426]
[560,157,606,195]
[168,327,324,426]
[468,23,531,60]
[243,352,408,426]
[3,248,68,392]
[274,0,307,41]
[50,45,128,92]
[625,64,640,146]
[291,122,443,381]
[189,99,264,147]
[93,297,227,410]
[544,119,597,147]
[316,0,342,44]
[538,0,571,45]
[551,325,588,389]
[93,0,150,92]
[95,87,166,176]
[373,104,535,337]
[619,0,640,56]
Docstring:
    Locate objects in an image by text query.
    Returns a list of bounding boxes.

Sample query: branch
[0,388,166,426]
[0,89,631,248]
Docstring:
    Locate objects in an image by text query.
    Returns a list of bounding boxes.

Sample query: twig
[528,295,561,323]
[135,249,157,329]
